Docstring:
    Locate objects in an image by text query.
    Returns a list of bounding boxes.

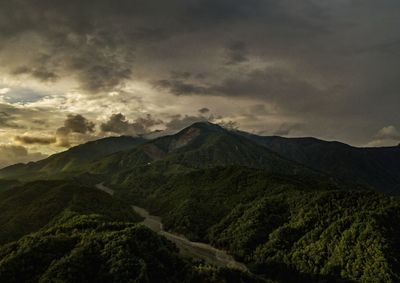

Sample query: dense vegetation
[241,132,400,194]
[212,190,400,282]
[1,122,399,194]
[1,122,400,282]
[0,136,145,180]
[0,180,263,283]
[114,166,400,282]
[0,122,323,185]
[115,166,339,241]
[0,213,266,283]
[0,180,141,244]
[0,179,21,193]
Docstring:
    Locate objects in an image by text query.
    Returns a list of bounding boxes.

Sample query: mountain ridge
[0,121,399,193]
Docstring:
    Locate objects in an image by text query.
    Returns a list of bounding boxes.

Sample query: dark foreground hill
[0,180,264,283]
[0,180,141,245]
[112,165,400,283]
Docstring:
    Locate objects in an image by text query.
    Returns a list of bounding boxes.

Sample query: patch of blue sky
[1,87,49,104]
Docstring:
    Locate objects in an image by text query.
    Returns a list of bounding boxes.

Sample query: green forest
[1,123,400,282]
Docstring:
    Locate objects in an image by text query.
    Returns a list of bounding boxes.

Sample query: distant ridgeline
[1,122,400,282]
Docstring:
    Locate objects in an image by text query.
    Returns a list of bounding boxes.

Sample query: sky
[0,0,399,168]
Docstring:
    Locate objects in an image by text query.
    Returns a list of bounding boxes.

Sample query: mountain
[1,122,400,282]
[2,122,398,193]
[0,122,326,186]
[0,136,145,180]
[84,122,324,183]
[115,166,341,240]
[0,180,266,283]
[239,132,400,193]
[112,165,400,282]
[0,179,21,193]
[0,180,141,244]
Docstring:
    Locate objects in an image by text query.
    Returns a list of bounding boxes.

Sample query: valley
[96,183,248,272]
[1,122,399,282]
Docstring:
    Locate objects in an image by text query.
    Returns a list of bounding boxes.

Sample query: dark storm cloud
[224,41,249,65]
[198,108,210,114]
[56,114,96,147]
[154,80,209,96]
[62,114,95,134]
[155,67,325,113]
[12,64,59,85]
[14,135,56,145]
[101,113,162,135]
[0,0,399,144]
[0,0,330,94]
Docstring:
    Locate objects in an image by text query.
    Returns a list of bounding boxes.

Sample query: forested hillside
[1,122,400,282]
[0,216,265,283]
[0,180,263,283]
[0,180,141,244]
[113,165,400,282]
[0,136,145,180]
[240,132,400,194]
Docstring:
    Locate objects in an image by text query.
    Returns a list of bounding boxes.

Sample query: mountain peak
[184,121,226,132]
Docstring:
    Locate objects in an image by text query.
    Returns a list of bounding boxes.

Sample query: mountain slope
[115,166,340,241]
[0,180,141,244]
[0,136,145,180]
[0,216,265,283]
[240,132,400,193]
[88,123,322,182]
[1,122,398,194]
[0,180,266,283]
[113,166,400,283]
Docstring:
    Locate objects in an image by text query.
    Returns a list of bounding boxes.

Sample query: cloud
[224,40,249,65]
[0,111,22,128]
[0,88,10,94]
[248,104,270,116]
[153,80,209,96]
[0,0,330,95]
[0,145,47,169]
[101,113,162,135]
[62,114,95,134]
[155,67,325,114]
[367,126,400,147]
[375,126,400,140]
[12,65,58,82]
[14,135,56,145]
[273,123,301,136]
[56,114,96,147]
[198,107,210,114]
[0,0,399,147]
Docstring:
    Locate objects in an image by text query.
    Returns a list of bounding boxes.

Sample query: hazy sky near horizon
[0,0,399,167]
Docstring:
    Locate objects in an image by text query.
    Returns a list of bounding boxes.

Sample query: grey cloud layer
[56,114,96,147]
[14,135,56,145]
[100,113,162,135]
[0,0,399,145]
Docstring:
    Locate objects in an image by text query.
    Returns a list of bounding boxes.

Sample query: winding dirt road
[96,183,248,271]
